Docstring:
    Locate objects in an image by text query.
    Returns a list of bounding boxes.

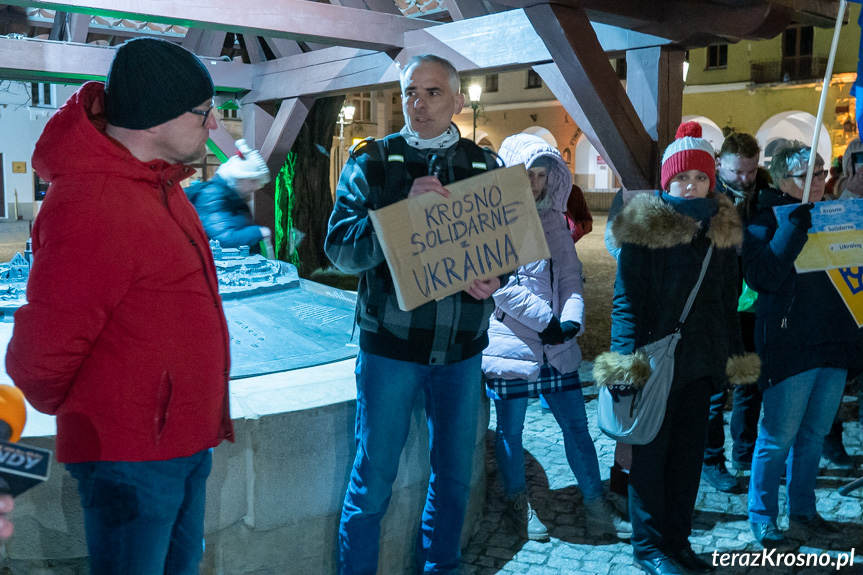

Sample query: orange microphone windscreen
[0,386,27,442]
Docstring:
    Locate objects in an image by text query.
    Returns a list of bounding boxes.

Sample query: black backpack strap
[348,137,385,208]
[452,139,496,182]
[367,136,496,206]
[380,133,408,208]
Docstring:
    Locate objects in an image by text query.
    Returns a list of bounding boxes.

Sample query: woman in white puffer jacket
[483,133,629,543]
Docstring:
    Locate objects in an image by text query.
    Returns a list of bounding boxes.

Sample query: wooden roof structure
[0,0,848,190]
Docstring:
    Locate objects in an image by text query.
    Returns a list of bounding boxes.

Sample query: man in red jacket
[6,38,234,575]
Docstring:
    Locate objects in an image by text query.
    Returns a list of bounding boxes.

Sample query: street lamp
[468,84,482,142]
[337,104,356,168]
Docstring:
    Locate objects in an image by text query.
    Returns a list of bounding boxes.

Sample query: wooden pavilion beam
[444,0,490,20]
[258,97,315,176]
[48,10,66,40]
[190,30,228,59]
[247,96,314,233]
[0,36,253,90]
[244,9,670,103]
[625,47,685,153]
[67,12,90,43]
[0,0,436,51]
[207,119,237,160]
[262,37,304,59]
[241,103,277,152]
[245,47,398,104]
[526,3,656,190]
[243,35,267,64]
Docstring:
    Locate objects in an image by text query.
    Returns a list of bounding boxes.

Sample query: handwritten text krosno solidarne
[409,185,522,297]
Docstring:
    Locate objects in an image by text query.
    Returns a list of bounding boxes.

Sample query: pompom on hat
[105,38,214,130]
[660,122,716,191]
[216,140,271,188]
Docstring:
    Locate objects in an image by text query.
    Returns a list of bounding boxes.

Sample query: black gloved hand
[560,321,581,342]
[788,203,814,230]
[539,316,563,345]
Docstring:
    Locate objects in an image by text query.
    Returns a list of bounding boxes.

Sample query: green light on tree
[275,151,299,267]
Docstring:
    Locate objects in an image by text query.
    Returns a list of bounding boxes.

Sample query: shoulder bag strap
[676,243,714,328]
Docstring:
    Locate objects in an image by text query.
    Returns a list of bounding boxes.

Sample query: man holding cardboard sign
[325,55,501,574]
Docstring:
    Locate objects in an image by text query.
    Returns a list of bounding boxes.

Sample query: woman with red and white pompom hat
[593,122,761,575]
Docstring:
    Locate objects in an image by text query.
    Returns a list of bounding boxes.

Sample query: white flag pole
[803,0,848,203]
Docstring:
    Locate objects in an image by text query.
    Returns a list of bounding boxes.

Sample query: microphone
[0,386,51,496]
[428,153,446,184]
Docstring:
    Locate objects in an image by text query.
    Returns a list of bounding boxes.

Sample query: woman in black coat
[744,141,863,548]
[595,123,759,575]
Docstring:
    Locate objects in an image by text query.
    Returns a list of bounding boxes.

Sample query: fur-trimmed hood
[611,192,742,250]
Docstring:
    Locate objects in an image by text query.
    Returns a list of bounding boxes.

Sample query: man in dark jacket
[325,54,499,575]
[6,38,233,575]
[702,133,771,493]
[744,141,862,548]
[186,138,271,254]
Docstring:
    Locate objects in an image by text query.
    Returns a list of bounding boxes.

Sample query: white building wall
[0,81,77,219]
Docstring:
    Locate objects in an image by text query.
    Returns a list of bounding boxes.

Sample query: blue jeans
[66,449,212,575]
[494,385,602,500]
[704,383,762,466]
[338,351,482,575]
[748,367,846,524]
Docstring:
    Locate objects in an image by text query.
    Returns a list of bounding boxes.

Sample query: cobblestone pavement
[461,371,863,575]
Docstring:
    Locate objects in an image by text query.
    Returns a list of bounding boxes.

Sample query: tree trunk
[275,96,344,276]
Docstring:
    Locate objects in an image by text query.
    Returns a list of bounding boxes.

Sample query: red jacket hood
[33,81,190,186]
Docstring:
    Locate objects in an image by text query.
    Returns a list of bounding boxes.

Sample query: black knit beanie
[105,38,214,130]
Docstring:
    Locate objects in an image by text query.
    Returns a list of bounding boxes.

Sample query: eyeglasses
[788,170,828,180]
[187,99,215,127]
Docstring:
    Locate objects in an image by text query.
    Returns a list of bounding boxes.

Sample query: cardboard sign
[369,165,550,311]
[773,199,863,272]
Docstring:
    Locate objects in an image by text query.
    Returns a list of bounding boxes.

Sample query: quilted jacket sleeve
[610,242,648,355]
[743,208,808,294]
[553,230,585,333]
[492,271,556,334]
[188,179,263,249]
[325,152,387,275]
[721,248,745,357]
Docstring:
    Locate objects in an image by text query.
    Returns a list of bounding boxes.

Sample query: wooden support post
[526,3,655,190]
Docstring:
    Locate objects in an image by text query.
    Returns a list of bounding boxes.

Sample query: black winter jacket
[743,188,863,390]
[186,176,263,252]
[595,193,759,392]
[325,135,500,365]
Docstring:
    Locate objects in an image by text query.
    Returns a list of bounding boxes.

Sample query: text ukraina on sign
[369,165,550,311]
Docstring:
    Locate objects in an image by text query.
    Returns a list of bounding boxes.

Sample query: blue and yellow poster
[828,267,863,328]
[773,199,863,272]
[774,199,863,326]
